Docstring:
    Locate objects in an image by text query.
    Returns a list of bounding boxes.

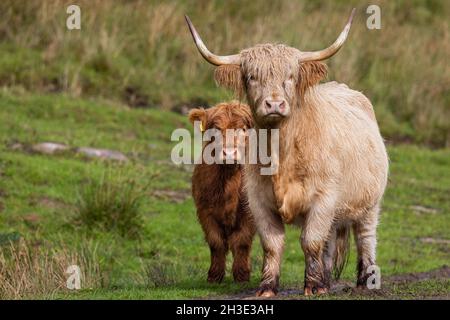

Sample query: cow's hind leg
[321,228,337,287]
[354,205,379,289]
[301,194,336,295]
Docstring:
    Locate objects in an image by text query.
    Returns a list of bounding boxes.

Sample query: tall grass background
[0,0,448,146]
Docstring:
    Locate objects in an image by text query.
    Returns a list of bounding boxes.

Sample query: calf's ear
[297,61,328,96]
[188,108,207,129]
[214,65,244,98]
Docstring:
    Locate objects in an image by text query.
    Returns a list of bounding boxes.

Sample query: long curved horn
[299,8,356,62]
[184,15,241,66]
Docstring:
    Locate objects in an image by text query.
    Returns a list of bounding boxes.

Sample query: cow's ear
[214,65,245,97]
[188,107,207,130]
[297,61,328,96]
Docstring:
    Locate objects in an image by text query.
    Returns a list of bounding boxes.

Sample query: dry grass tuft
[0,239,104,299]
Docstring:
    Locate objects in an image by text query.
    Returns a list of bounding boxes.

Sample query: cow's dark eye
[248,75,256,82]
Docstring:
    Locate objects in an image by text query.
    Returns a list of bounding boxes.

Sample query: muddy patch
[0,188,8,198]
[220,266,450,300]
[388,265,449,283]
[123,86,154,108]
[151,189,191,204]
[28,196,72,211]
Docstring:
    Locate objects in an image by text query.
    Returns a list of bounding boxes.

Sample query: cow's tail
[333,225,351,280]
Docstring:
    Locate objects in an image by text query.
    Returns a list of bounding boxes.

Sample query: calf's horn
[298,8,356,62]
[185,15,241,66]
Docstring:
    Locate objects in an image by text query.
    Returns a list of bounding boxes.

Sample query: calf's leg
[229,230,253,282]
[202,216,228,283]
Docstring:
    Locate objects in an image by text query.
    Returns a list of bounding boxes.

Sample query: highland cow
[190,101,256,283]
[186,8,389,297]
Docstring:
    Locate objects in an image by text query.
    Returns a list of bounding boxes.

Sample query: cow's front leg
[301,196,336,295]
[321,228,337,286]
[246,169,285,297]
[249,199,285,297]
[256,210,285,297]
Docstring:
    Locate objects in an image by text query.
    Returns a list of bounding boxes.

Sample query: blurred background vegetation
[0,0,449,299]
[0,0,448,147]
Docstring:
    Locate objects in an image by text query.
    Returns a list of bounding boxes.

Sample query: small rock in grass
[10,142,24,151]
[32,142,69,155]
[410,205,438,215]
[76,147,128,162]
[420,237,450,245]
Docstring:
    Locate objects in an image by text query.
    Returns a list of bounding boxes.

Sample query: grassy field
[0,0,448,300]
[0,91,448,299]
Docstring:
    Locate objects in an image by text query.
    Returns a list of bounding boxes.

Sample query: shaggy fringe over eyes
[298,61,328,96]
[214,65,244,98]
[211,101,253,129]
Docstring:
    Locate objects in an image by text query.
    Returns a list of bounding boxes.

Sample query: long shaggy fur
[333,225,350,280]
[190,102,256,283]
[202,42,388,296]
[214,44,328,105]
[214,65,244,98]
[298,61,328,97]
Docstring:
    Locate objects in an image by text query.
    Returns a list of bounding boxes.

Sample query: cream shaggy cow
[185,9,388,297]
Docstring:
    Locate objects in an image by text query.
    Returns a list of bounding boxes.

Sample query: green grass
[0,91,449,299]
[75,169,148,239]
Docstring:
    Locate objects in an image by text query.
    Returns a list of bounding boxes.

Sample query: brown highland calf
[189,101,256,283]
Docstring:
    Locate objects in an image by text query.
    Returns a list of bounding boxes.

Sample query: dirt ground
[223,266,450,300]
